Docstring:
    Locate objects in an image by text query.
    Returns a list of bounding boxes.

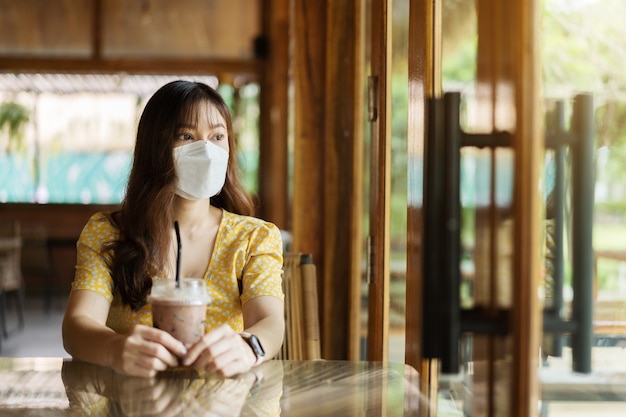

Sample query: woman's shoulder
[222,210,278,231]
[218,211,284,265]
[220,210,282,242]
[84,211,115,228]
[79,211,118,241]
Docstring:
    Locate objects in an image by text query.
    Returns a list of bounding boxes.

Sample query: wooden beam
[0,57,261,76]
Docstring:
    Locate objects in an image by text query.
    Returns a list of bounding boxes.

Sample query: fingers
[113,325,188,377]
[135,324,188,358]
[182,324,230,362]
[182,324,231,368]
[134,325,187,365]
[182,324,256,377]
[117,324,256,378]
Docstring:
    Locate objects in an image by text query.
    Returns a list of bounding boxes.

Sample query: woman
[63,80,285,378]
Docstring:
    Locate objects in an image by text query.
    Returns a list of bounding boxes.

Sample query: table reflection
[62,360,281,417]
[0,358,425,416]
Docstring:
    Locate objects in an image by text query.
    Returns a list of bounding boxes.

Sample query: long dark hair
[106,80,254,310]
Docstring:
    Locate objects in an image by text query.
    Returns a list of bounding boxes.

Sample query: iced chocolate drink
[149,278,211,346]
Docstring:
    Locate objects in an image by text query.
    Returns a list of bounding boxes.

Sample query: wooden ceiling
[0,0,262,74]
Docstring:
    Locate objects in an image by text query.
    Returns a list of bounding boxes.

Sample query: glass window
[433,0,626,414]
[0,74,260,204]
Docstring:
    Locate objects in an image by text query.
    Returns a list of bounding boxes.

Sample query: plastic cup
[148,278,211,346]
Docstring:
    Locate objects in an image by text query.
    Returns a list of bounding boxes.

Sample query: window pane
[0,73,259,204]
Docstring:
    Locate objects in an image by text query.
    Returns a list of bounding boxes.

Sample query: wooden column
[292,0,364,360]
[406,0,442,380]
[258,0,290,228]
[510,1,542,414]
[406,1,442,415]
[473,1,542,416]
[323,0,364,360]
[292,0,327,349]
[366,0,391,362]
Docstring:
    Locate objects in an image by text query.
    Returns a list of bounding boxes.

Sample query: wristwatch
[239,332,265,366]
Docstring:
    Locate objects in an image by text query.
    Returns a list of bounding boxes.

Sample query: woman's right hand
[63,290,188,378]
[109,324,188,378]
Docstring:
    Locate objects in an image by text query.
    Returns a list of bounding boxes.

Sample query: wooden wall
[0,0,260,60]
[0,203,115,296]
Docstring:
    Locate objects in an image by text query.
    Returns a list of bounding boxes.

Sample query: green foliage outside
[0,81,260,203]
[543,0,626,294]
[219,83,261,194]
[0,101,30,153]
[386,0,626,299]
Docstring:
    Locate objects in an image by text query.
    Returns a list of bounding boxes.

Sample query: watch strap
[239,332,265,366]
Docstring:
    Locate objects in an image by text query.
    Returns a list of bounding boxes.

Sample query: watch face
[248,335,265,357]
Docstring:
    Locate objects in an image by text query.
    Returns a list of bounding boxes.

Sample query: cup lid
[148,278,211,303]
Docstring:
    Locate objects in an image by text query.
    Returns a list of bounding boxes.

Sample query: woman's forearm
[62,313,125,369]
[244,316,285,360]
[62,290,126,369]
[242,296,285,360]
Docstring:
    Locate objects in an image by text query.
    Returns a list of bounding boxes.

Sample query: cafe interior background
[1,0,626,416]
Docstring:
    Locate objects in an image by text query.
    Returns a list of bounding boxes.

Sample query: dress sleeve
[70,213,117,302]
[240,222,285,304]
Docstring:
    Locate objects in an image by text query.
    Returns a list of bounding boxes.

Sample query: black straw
[174,221,182,288]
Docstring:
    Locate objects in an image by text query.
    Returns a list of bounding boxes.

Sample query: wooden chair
[0,220,25,339]
[278,253,321,360]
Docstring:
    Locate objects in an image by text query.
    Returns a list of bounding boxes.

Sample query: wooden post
[292,0,364,360]
[407,1,442,415]
[367,0,392,363]
[258,0,290,229]
[474,1,543,416]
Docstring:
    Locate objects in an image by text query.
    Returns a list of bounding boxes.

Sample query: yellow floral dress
[71,209,284,334]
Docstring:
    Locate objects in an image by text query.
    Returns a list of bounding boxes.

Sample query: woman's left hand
[182,324,256,377]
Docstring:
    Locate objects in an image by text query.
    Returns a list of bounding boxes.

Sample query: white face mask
[173,140,229,200]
